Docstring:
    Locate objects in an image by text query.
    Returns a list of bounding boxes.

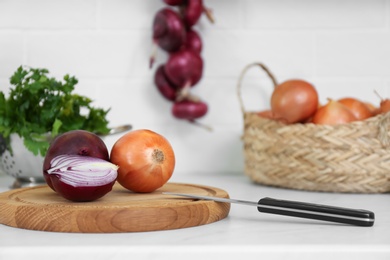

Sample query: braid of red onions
[151,0,214,130]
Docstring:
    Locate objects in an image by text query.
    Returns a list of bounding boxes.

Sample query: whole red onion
[184,29,202,53]
[153,8,186,52]
[154,65,178,101]
[164,49,203,89]
[172,100,208,120]
[150,8,186,68]
[182,0,203,28]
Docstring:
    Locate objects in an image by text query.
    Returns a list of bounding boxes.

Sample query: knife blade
[162,192,375,227]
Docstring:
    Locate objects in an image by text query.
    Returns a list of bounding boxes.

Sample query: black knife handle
[257,197,375,227]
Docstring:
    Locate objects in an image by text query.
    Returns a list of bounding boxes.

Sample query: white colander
[0,134,44,188]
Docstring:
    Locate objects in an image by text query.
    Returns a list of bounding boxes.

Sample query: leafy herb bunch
[0,66,111,156]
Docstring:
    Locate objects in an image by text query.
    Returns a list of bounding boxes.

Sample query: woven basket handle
[237,62,278,114]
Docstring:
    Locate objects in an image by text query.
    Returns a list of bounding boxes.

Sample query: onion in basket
[312,99,357,125]
[271,79,319,124]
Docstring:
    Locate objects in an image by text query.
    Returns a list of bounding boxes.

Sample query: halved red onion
[47,154,118,188]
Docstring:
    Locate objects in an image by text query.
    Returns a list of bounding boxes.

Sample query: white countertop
[0,172,389,260]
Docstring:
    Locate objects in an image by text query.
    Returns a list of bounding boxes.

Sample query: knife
[162,192,375,227]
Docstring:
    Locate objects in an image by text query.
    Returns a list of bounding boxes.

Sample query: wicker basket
[237,63,390,193]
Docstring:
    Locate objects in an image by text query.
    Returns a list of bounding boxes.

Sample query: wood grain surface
[0,182,230,233]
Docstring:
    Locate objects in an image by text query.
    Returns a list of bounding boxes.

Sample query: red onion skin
[182,0,203,28]
[183,29,202,53]
[172,100,208,120]
[50,176,115,202]
[164,49,203,89]
[43,130,110,192]
[163,0,184,6]
[154,65,178,101]
[153,8,186,52]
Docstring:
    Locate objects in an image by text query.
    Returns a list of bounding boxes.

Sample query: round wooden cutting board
[0,182,230,233]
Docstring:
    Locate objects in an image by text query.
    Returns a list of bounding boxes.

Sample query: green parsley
[0,66,111,156]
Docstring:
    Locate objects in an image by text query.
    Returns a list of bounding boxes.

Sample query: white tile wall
[1,0,390,176]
